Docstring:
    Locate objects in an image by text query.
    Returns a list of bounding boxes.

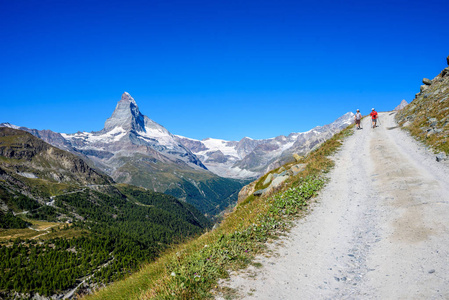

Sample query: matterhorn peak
[104,92,145,132]
[121,91,136,104]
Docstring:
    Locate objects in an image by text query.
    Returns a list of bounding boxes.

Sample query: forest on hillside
[0,184,211,298]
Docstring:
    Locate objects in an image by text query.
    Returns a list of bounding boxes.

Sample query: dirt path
[217,112,449,299]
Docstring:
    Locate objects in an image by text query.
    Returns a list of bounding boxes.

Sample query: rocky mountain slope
[1,92,353,215]
[176,112,354,179]
[396,56,449,158]
[1,93,247,216]
[0,127,209,226]
[0,127,211,299]
[0,127,112,187]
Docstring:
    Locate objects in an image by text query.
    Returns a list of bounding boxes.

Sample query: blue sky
[1,0,448,140]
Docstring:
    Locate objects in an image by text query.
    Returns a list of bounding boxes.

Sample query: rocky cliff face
[0,127,113,186]
[395,56,449,158]
[1,93,246,215]
[176,112,354,179]
[61,92,206,172]
[1,92,353,214]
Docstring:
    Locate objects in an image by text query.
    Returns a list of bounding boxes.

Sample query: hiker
[354,109,362,129]
[370,108,378,128]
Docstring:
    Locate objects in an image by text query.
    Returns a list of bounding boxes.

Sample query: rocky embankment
[237,159,307,202]
[396,55,449,160]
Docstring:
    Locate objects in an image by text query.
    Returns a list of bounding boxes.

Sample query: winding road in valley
[217,112,449,299]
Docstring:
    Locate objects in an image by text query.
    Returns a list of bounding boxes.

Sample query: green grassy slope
[83,125,354,300]
[113,155,249,217]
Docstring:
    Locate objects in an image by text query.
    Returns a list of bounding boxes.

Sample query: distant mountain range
[1,92,353,215]
[176,112,354,178]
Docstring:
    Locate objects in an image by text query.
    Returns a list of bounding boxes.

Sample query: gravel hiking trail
[217,112,449,299]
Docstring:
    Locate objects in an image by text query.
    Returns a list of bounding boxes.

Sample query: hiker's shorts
[372,119,377,123]
[355,120,361,125]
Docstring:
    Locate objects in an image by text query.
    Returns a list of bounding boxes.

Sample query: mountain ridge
[175,112,354,178]
[1,92,353,215]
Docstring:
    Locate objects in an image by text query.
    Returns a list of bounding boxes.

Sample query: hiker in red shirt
[370,108,378,128]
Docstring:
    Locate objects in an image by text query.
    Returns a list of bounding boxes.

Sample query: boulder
[259,175,290,196]
[402,121,412,127]
[292,153,302,162]
[436,152,447,162]
[426,129,435,138]
[447,55,449,65]
[423,78,432,85]
[263,173,274,186]
[290,163,307,176]
[268,175,289,191]
[442,67,449,76]
[238,181,257,203]
[428,117,438,127]
[420,85,428,92]
[279,170,288,177]
[253,188,268,196]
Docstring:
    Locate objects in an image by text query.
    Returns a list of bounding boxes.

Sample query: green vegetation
[112,153,249,217]
[0,211,31,229]
[0,183,211,298]
[84,126,352,300]
[165,176,250,217]
[1,127,215,298]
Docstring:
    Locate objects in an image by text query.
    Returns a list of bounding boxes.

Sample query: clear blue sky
[1,0,448,140]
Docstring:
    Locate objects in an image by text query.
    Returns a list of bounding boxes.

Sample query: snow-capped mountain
[0,93,246,215]
[60,92,206,171]
[0,92,353,214]
[176,112,354,179]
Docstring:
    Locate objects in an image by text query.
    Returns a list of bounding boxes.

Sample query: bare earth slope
[218,112,449,299]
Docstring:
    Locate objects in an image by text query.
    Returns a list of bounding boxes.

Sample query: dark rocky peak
[0,127,113,184]
[104,92,146,132]
[0,127,48,160]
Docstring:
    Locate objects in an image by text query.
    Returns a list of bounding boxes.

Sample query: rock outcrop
[396,55,449,159]
[0,127,113,185]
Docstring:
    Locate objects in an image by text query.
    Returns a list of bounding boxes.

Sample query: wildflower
[170,272,176,277]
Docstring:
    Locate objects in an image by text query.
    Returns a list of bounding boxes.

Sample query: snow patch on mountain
[200,138,241,158]
[61,126,127,146]
[176,112,355,179]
